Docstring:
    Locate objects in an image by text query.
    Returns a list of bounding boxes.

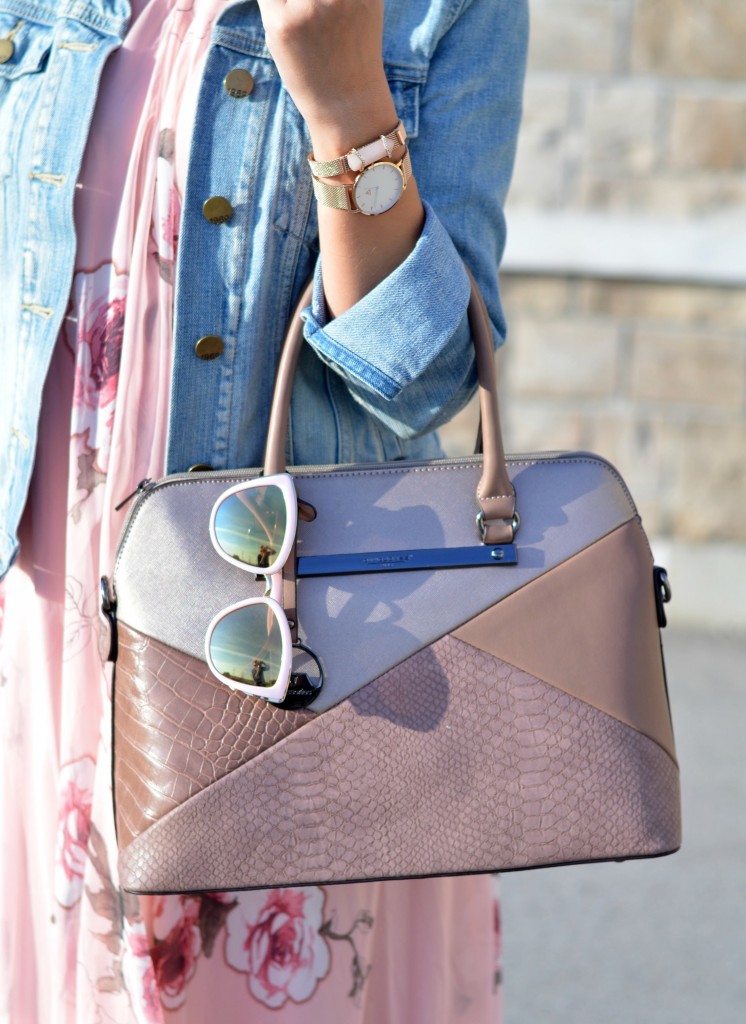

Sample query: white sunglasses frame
[205,473,298,702]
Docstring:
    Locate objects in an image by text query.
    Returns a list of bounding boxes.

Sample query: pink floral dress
[0,2,502,1021]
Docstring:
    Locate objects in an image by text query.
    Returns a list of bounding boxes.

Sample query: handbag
[102,273,681,894]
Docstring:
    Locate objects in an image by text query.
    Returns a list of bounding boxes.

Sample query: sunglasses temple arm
[265,565,298,642]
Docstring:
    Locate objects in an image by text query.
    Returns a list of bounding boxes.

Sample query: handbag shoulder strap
[264,272,518,545]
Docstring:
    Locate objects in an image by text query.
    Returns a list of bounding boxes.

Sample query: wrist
[304,81,398,162]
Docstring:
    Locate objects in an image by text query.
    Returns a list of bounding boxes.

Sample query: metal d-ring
[476,510,521,542]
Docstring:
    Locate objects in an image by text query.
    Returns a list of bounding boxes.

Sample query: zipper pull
[99,576,118,662]
[114,478,155,512]
[653,565,672,628]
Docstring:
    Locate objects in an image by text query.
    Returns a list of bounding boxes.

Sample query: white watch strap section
[308,122,407,179]
[312,150,413,213]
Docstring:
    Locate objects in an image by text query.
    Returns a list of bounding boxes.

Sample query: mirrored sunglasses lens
[208,603,285,690]
[214,485,287,569]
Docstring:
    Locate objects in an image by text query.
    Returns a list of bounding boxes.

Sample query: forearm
[305,83,425,318]
[257,0,424,318]
[258,0,527,441]
[299,0,529,441]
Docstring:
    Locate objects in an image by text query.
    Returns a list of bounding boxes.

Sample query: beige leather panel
[453,520,676,761]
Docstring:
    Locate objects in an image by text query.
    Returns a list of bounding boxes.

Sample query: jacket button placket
[194,69,251,364]
[170,35,309,475]
[194,75,249,364]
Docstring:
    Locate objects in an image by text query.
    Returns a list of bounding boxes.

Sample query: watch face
[353,161,405,215]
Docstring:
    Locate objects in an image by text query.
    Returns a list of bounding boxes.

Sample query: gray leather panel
[114,453,638,712]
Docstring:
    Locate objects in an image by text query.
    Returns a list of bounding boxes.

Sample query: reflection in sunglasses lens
[214,485,287,569]
[209,604,284,688]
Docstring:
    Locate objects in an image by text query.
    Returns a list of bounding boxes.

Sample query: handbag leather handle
[263,272,518,544]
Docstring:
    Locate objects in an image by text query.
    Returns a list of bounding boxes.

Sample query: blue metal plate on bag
[296,544,517,577]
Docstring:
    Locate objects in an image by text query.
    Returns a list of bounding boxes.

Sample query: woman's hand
[256,0,397,158]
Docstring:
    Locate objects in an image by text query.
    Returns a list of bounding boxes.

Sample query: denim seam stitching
[303,326,401,400]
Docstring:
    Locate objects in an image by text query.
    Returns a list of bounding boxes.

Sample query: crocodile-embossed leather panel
[113,624,315,847]
[118,635,681,893]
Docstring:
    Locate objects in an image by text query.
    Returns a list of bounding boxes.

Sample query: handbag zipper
[110,449,618,584]
[113,452,571,549]
[114,477,157,512]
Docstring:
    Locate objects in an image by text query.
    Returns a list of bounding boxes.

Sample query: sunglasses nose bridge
[266,572,283,602]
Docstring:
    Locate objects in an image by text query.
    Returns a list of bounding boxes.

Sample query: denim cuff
[301,201,471,400]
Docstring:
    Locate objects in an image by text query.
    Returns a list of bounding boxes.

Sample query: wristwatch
[308,122,407,179]
[312,149,413,216]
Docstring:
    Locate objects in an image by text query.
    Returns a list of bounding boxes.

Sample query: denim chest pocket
[0,18,53,82]
[384,65,425,140]
[0,18,55,181]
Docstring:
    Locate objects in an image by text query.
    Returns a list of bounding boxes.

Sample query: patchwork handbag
[102,273,681,894]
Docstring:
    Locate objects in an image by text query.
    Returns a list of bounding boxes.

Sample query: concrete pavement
[501,627,746,1023]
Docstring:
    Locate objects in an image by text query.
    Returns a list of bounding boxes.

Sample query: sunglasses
[205,473,301,704]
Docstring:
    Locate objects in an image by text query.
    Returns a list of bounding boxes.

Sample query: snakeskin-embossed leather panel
[118,635,681,892]
[114,624,314,847]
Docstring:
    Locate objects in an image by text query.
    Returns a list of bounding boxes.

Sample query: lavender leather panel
[118,635,681,893]
[113,453,639,712]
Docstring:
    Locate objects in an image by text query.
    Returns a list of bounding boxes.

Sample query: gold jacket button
[202,196,233,224]
[195,335,224,360]
[0,39,14,64]
[224,69,254,98]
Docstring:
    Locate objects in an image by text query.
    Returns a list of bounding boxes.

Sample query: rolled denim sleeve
[301,0,529,439]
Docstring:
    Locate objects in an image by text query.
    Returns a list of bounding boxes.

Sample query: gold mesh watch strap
[312,150,413,213]
[308,122,407,179]
[312,175,355,211]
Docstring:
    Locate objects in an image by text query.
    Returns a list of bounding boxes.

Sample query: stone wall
[499,276,746,544]
[510,0,746,216]
[440,0,746,627]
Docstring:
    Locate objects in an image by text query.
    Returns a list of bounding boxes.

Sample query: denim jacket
[0,0,528,578]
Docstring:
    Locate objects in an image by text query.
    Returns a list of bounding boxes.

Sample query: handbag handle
[263,270,518,544]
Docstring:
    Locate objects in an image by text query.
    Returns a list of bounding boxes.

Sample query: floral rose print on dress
[54,756,96,908]
[65,264,128,473]
[225,887,331,1008]
[69,265,126,412]
[122,928,164,1024]
[151,896,203,1010]
[319,907,374,1004]
[68,428,107,525]
[155,129,181,283]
